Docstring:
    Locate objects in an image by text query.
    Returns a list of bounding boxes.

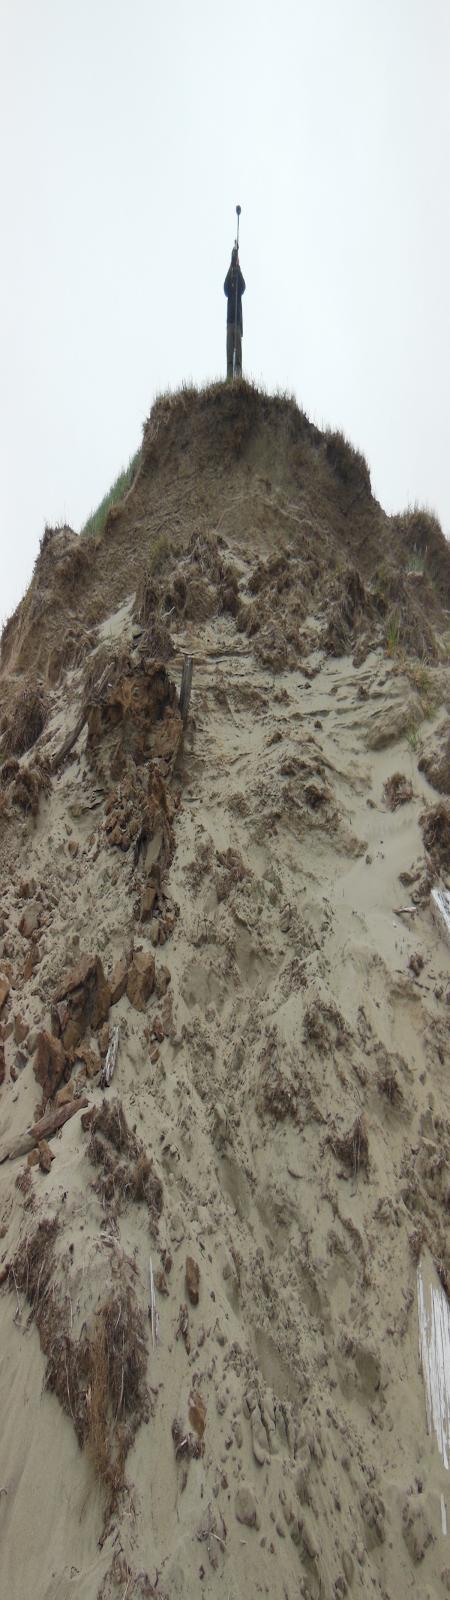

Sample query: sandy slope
[0,587,450,1600]
[1,386,450,1599]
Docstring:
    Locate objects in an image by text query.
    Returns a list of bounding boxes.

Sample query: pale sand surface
[1,599,450,1596]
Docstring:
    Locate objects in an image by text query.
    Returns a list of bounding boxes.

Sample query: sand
[1,386,450,1599]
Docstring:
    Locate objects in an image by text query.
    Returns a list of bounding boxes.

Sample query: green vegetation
[147,532,170,575]
[405,549,426,575]
[406,723,420,752]
[81,448,142,540]
[386,610,401,657]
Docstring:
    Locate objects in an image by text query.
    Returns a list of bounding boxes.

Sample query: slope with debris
[1,383,450,1600]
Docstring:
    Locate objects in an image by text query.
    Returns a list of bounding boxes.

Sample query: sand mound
[1,383,450,1600]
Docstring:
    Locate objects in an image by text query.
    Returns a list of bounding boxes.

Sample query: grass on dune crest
[81,448,142,540]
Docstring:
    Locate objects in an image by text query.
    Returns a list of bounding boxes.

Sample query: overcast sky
[1,0,449,627]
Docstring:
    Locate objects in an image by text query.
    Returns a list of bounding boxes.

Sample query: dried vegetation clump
[98,1557,163,1599]
[237,545,318,669]
[0,753,52,816]
[86,653,182,793]
[383,772,413,810]
[418,725,450,797]
[10,759,51,816]
[1,680,50,757]
[256,1031,298,1122]
[257,1059,298,1122]
[87,1098,163,1225]
[420,801,450,873]
[373,561,439,660]
[214,845,251,901]
[393,506,450,607]
[376,1064,404,1107]
[324,430,371,495]
[0,756,19,787]
[303,999,347,1050]
[323,567,373,658]
[47,624,91,686]
[87,1283,149,1500]
[132,574,176,660]
[328,1114,369,1177]
[10,1218,149,1507]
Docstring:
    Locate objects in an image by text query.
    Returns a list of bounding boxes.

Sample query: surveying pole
[233,204,241,378]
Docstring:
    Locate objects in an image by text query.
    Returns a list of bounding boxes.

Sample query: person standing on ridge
[224,246,246,380]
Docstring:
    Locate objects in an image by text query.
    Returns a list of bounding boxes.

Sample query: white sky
[1,0,449,627]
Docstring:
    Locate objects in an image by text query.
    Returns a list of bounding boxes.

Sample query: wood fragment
[149,1257,160,1349]
[0,1096,89,1163]
[179,655,193,726]
[393,906,417,917]
[430,886,450,949]
[10,1266,21,1323]
[100,1024,120,1089]
[51,708,88,773]
[51,663,111,772]
[417,1249,450,1470]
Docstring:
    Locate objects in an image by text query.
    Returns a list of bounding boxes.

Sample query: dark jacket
[224,265,246,332]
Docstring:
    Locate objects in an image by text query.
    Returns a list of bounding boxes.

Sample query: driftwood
[100,1024,119,1089]
[179,655,193,727]
[51,663,111,773]
[431,886,450,949]
[417,1249,450,1471]
[0,1095,89,1163]
[149,1257,160,1348]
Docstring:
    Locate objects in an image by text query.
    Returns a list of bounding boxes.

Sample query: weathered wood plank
[100,1024,120,1089]
[431,886,450,950]
[417,1249,450,1470]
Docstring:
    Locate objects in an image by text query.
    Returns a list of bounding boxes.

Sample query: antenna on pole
[233,205,242,377]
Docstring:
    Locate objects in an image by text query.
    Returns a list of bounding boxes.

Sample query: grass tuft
[81,449,142,540]
[406,549,426,575]
[385,610,401,657]
[324,429,371,494]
